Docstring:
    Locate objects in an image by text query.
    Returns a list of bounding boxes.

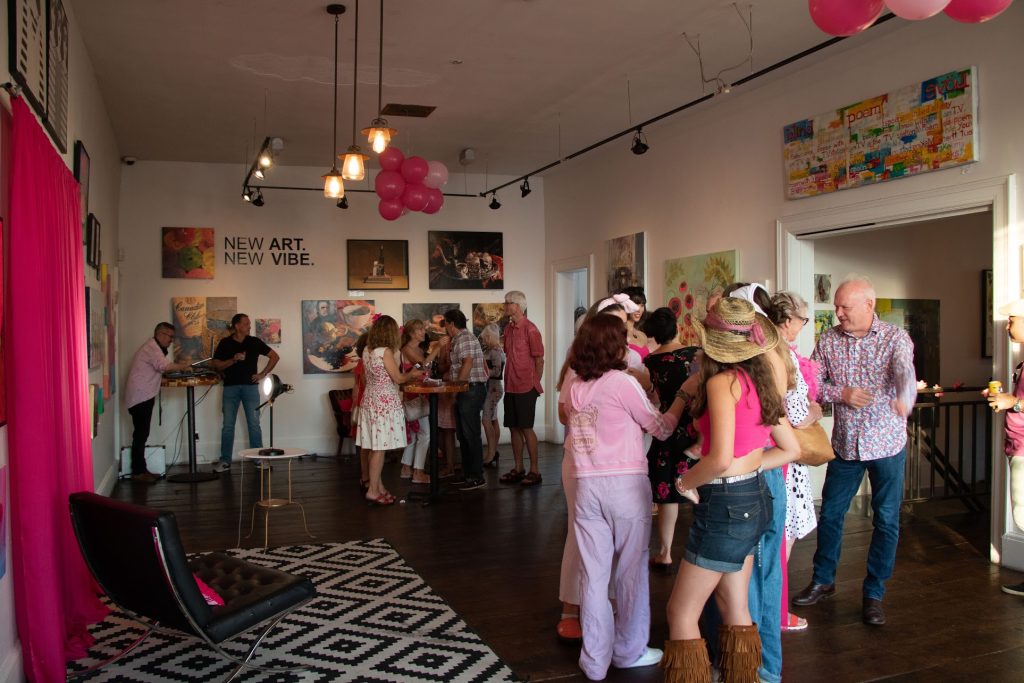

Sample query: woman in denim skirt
[661,298,799,683]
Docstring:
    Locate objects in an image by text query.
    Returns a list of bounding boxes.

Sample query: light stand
[259,374,292,455]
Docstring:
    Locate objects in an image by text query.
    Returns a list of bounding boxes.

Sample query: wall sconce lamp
[631,128,649,155]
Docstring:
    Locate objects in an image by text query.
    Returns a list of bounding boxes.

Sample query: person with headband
[662,297,799,683]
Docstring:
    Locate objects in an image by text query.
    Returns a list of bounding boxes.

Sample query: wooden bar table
[160,373,221,482]
[404,380,468,505]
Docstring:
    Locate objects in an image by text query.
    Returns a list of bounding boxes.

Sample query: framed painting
[606,231,645,294]
[983,269,993,358]
[877,298,940,384]
[255,318,281,345]
[663,249,738,346]
[403,303,459,341]
[7,0,48,120]
[44,0,68,153]
[162,227,215,279]
[814,274,832,304]
[428,231,503,290]
[86,213,101,269]
[472,303,507,337]
[301,299,374,374]
[74,140,89,242]
[347,239,409,290]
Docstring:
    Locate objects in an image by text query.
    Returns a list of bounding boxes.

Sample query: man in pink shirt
[500,290,545,486]
[124,322,189,482]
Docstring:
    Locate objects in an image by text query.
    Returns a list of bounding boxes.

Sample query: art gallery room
[2,0,1024,681]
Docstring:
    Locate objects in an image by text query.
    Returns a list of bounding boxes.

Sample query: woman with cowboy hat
[661,298,799,683]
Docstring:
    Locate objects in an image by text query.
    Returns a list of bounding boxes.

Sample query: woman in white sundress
[357,315,422,505]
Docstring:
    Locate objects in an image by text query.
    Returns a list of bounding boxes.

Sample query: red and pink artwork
[162,227,215,279]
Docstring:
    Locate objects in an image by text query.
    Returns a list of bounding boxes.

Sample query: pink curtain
[7,97,107,681]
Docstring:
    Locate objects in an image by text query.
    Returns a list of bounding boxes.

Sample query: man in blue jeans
[793,276,916,626]
[211,313,279,472]
[443,309,489,491]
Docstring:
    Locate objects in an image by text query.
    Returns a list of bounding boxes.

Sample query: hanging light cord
[351,0,359,144]
[332,10,339,163]
[376,0,384,117]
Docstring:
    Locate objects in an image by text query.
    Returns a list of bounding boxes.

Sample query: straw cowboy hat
[693,297,780,363]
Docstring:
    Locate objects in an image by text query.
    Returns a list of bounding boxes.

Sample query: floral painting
[663,250,738,346]
[163,227,215,279]
[301,300,375,374]
[256,318,282,345]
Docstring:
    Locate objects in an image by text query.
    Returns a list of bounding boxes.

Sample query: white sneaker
[212,462,231,473]
[619,646,663,669]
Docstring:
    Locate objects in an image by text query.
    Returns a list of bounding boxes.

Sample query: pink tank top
[697,369,771,458]
[628,343,649,360]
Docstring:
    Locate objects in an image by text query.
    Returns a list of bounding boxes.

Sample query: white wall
[813,212,994,387]
[0,0,123,679]
[117,162,546,460]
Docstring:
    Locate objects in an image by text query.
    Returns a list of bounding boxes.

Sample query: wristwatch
[1014,399,1023,413]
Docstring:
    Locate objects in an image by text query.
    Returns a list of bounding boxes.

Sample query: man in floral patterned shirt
[792,275,916,627]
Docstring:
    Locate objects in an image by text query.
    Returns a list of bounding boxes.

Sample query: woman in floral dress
[642,307,701,569]
[357,315,422,504]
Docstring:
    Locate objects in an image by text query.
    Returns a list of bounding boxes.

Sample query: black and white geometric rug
[67,539,519,682]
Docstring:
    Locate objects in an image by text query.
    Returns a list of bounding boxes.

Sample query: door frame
[547,254,593,443]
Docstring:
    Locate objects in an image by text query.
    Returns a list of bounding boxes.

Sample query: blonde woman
[356,315,423,504]
[480,323,505,468]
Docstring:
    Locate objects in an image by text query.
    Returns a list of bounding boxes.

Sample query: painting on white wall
[403,303,459,341]
[606,232,645,294]
[472,303,508,338]
[256,318,281,345]
[814,274,832,304]
[301,300,375,374]
[428,231,503,289]
[171,296,237,362]
[663,250,738,347]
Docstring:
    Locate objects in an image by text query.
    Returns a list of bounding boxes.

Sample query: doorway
[549,255,592,444]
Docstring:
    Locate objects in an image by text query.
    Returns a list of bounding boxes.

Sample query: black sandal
[499,468,525,483]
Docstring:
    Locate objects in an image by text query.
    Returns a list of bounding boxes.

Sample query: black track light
[489,193,501,210]
[337,195,349,209]
[251,189,265,207]
[631,128,649,155]
[520,178,531,198]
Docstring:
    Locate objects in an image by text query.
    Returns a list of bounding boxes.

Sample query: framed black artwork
[86,213,101,270]
[427,231,504,290]
[74,140,90,243]
[8,0,48,119]
[44,0,69,153]
[346,240,410,290]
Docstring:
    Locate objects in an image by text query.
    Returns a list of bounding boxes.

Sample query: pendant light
[322,4,346,199]
[341,0,368,180]
[361,0,397,153]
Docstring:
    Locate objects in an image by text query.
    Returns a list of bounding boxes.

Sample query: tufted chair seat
[68,492,316,681]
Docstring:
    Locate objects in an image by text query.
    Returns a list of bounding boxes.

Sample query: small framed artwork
[982,269,993,358]
[86,214,101,270]
[347,240,409,290]
[74,141,90,242]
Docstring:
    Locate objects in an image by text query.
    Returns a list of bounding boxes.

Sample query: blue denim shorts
[684,472,773,573]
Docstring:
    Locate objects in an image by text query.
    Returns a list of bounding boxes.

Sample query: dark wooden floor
[109,443,1024,682]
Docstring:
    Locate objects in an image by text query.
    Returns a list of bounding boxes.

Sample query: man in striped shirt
[793,275,917,627]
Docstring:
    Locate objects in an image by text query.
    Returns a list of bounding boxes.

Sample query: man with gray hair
[793,274,916,626]
[500,290,545,486]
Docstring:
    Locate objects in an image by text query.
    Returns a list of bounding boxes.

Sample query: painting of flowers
[255,318,282,345]
[163,227,215,279]
[663,250,738,346]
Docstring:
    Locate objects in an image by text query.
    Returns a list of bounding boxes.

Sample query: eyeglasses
[796,316,810,327]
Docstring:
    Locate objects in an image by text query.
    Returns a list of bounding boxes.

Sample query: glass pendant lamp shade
[322,168,345,198]
[341,146,369,181]
[362,118,396,153]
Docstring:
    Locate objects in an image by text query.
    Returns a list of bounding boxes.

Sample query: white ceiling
[69,0,872,179]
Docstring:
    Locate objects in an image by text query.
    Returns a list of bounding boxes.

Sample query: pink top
[628,343,649,360]
[503,316,544,394]
[696,369,771,458]
[1006,362,1024,458]
[124,338,172,409]
[565,369,678,478]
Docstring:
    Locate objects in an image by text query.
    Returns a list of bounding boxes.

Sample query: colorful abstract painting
[814,310,835,345]
[784,68,978,199]
[428,231,503,289]
[301,300,375,374]
[171,296,237,362]
[403,303,459,341]
[877,298,939,384]
[256,318,282,345]
[162,227,215,279]
[606,232,645,294]
[663,250,738,346]
[472,303,508,338]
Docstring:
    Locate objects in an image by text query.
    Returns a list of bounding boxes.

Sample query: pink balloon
[422,188,444,214]
[379,146,404,172]
[423,160,449,189]
[808,0,885,36]
[885,0,951,19]
[402,183,430,212]
[374,170,405,200]
[378,197,403,221]
[943,0,1012,22]
[400,156,429,183]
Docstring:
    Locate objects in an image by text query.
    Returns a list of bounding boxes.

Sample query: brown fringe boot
[661,638,711,683]
[717,624,762,683]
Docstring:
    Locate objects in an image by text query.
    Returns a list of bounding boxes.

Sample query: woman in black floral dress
[642,308,700,569]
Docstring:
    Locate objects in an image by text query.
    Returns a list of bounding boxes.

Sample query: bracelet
[675,388,692,402]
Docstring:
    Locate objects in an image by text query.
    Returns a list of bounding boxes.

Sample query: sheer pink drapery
[7,97,107,681]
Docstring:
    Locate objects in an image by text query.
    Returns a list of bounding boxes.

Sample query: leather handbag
[794,422,835,467]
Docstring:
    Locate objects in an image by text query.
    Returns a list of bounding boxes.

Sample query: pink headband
[597,293,640,314]
[703,309,768,347]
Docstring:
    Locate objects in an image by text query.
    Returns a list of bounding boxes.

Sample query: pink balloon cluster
[808,0,1013,35]
[374,146,448,221]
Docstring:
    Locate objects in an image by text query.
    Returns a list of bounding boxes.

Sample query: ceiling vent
[380,103,436,118]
